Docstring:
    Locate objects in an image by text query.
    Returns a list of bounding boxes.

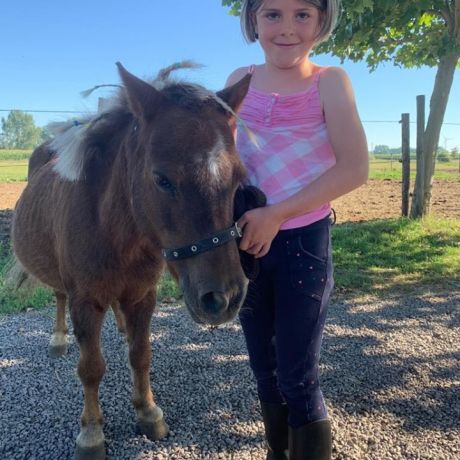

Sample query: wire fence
[1,108,460,156]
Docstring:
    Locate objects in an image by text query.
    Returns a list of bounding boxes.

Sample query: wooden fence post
[401,113,410,217]
[410,95,426,218]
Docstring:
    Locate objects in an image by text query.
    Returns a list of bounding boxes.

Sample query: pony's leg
[49,291,68,358]
[123,291,169,440]
[71,300,107,460]
[111,301,126,334]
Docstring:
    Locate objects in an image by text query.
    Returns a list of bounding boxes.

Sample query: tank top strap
[314,66,328,82]
[248,64,256,75]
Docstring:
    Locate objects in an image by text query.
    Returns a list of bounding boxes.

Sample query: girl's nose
[280,18,296,35]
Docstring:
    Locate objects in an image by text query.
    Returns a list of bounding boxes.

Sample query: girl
[226,1,368,459]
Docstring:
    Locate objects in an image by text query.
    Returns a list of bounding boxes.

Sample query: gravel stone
[0,291,459,459]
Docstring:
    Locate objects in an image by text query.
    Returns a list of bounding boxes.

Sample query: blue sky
[1,0,459,150]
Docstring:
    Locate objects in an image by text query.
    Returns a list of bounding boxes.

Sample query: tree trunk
[410,51,459,218]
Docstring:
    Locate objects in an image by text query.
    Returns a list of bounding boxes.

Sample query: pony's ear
[116,62,161,119]
[216,73,252,116]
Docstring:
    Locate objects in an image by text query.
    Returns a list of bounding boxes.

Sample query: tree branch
[430,8,451,25]
[435,1,457,36]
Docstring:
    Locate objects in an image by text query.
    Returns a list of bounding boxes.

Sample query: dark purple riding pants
[239,216,333,428]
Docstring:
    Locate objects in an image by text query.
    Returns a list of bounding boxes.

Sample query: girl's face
[254,0,323,69]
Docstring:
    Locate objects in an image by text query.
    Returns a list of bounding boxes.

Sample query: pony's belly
[13,180,64,292]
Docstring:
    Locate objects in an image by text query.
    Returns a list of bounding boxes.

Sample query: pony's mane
[50,62,234,181]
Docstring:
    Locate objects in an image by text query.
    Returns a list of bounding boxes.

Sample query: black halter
[161,222,242,261]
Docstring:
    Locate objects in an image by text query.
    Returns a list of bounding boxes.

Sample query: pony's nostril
[200,292,228,314]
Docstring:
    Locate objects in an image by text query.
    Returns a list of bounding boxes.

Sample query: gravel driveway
[0,292,459,460]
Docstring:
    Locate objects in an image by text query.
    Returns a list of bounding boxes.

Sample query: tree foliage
[374,145,391,154]
[317,0,459,69]
[0,110,43,149]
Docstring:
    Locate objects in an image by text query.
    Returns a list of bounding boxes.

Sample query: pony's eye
[153,173,176,195]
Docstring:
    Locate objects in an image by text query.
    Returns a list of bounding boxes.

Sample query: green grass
[157,271,182,300]
[1,217,458,315]
[0,151,459,183]
[0,244,54,314]
[0,160,28,182]
[0,149,31,181]
[369,158,459,180]
[332,216,460,296]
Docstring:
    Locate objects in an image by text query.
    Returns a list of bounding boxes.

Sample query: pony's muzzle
[190,282,246,326]
[200,291,229,317]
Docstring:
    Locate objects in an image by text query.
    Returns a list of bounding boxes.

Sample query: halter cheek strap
[161,222,243,261]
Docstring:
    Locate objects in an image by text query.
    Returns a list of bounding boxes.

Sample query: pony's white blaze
[207,136,229,184]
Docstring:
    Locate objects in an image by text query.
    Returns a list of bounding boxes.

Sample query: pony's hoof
[49,333,68,358]
[74,443,106,460]
[75,424,105,460]
[49,343,68,358]
[136,404,169,440]
[137,418,169,440]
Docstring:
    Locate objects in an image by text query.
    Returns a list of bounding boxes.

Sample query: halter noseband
[161,222,243,261]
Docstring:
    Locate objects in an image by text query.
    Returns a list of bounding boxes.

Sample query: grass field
[332,217,460,294]
[1,150,458,182]
[1,217,459,315]
[0,161,28,182]
[370,159,459,180]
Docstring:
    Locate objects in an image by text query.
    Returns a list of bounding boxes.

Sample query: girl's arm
[239,67,369,257]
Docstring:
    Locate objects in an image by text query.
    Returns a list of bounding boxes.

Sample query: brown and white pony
[12,62,251,460]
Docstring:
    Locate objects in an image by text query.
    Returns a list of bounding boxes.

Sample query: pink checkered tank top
[236,66,336,230]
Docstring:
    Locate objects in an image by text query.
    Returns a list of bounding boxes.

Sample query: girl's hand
[237,205,284,258]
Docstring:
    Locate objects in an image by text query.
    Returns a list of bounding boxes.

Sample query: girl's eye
[297,12,310,21]
[265,12,281,21]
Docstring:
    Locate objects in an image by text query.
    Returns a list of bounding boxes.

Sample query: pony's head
[117,63,251,325]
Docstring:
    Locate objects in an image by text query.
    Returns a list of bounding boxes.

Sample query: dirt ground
[331,178,460,223]
[1,179,459,250]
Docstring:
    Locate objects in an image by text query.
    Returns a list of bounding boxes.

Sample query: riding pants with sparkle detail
[239,216,333,428]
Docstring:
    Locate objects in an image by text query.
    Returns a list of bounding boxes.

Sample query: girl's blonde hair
[240,0,340,45]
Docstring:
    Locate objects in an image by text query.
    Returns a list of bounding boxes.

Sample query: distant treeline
[371,145,458,162]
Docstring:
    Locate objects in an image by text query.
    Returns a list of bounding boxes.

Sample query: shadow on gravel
[322,291,460,433]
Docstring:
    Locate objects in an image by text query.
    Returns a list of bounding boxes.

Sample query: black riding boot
[288,419,332,460]
[260,401,289,460]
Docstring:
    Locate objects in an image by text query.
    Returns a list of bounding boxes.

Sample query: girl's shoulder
[318,67,354,100]
[317,66,350,85]
[225,66,253,88]
[317,67,357,113]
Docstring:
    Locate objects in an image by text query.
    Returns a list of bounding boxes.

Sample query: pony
[11,62,252,460]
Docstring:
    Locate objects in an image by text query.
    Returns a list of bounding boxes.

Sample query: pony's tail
[3,256,38,291]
